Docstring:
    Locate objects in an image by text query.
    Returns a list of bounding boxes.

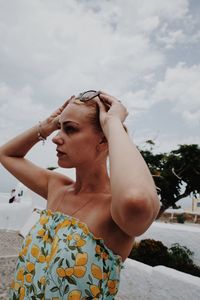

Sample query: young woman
[0,90,160,299]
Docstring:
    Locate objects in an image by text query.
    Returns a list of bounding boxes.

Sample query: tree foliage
[139,143,200,218]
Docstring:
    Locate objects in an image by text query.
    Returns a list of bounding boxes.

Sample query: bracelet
[38,121,46,145]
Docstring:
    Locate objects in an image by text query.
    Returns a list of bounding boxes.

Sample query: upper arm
[1,156,52,199]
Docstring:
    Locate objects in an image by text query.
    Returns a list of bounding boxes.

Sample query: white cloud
[0,0,200,191]
[152,63,200,125]
[157,29,185,49]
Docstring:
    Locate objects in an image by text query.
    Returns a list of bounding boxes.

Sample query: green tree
[140,143,200,218]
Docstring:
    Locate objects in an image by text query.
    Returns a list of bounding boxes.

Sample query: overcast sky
[0,0,199,192]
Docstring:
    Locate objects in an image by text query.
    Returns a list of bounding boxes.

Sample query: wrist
[39,118,58,138]
[102,116,122,139]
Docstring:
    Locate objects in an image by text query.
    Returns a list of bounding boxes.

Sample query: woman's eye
[63,126,76,133]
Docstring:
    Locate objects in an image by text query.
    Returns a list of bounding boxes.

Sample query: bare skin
[0,91,160,261]
[47,177,133,260]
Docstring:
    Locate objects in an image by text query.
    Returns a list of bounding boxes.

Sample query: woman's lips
[56,150,65,157]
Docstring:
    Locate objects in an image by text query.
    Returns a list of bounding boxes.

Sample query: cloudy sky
[0,0,199,192]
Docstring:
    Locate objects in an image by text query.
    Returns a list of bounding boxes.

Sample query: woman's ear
[99,135,107,144]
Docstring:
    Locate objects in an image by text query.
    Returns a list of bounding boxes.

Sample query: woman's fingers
[95,98,107,113]
[99,91,122,105]
[60,95,74,110]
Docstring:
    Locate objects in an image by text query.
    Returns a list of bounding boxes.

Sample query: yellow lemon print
[19,286,25,297]
[101,252,109,260]
[108,280,118,295]
[25,235,32,247]
[16,268,24,281]
[25,273,33,283]
[14,282,21,290]
[95,245,101,254]
[90,285,101,297]
[71,218,77,226]
[37,229,45,237]
[56,267,66,278]
[76,239,86,247]
[67,234,72,241]
[91,264,103,280]
[46,255,51,263]
[55,223,62,233]
[67,289,82,300]
[26,262,35,272]
[73,266,86,278]
[78,222,84,229]
[49,236,59,260]
[39,276,46,285]
[31,244,40,258]
[75,252,88,266]
[38,254,46,263]
[73,233,81,241]
[65,267,74,277]
[107,280,116,288]
[82,226,89,235]
[40,215,49,225]
[43,234,49,242]
[60,219,71,228]
[22,246,28,256]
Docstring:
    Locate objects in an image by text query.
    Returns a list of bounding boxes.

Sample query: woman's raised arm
[0,98,71,199]
[96,92,160,237]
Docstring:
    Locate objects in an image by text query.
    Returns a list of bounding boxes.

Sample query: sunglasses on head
[76,90,101,102]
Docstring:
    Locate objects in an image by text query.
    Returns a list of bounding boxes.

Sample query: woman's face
[52,101,103,168]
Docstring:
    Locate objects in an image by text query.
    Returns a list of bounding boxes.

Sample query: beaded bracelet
[37,121,46,145]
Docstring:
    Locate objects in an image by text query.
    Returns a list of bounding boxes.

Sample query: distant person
[0,90,160,299]
[14,192,22,203]
[8,188,16,203]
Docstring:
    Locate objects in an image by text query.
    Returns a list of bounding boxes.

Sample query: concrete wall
[116,259,200,300]
[136,221,200,266]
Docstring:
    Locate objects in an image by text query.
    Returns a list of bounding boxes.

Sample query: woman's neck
[73,162,110,195]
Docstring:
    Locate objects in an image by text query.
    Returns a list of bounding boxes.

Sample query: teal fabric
[9,209,123,299]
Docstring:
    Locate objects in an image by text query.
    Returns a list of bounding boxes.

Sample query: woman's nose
[52,131,63,145]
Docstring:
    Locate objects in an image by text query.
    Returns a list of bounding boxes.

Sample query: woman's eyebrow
[60,120,80,126]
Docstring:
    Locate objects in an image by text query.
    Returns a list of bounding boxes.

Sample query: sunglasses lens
[75,90,100,102]
[81,91,98,100]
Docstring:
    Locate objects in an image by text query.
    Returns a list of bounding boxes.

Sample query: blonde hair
[67,97,128,134]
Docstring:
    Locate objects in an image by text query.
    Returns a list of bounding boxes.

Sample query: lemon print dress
[9,209,123,299]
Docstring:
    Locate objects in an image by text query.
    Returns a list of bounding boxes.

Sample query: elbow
[111,190,161,237]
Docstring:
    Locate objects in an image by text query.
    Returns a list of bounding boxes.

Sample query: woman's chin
[57,160,74,168]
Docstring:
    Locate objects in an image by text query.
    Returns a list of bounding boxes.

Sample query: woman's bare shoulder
[48,170,74,186]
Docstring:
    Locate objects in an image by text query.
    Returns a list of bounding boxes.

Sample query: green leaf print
[54,256,60,264]
[37,293,45,299]
[84,289,92,297]
[37,280,42,290]
[41,246,45,255]
[68,245,76,251]
[88,274,93,284]
[64,284,69,294]
[19,256,24,262]
[66,276,76,285]
[50,286,60,292]
[58,258,64,267]
[13,293,17,300]
[65,258,70,267]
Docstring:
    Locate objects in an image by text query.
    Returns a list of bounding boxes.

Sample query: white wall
[117,259,200,300]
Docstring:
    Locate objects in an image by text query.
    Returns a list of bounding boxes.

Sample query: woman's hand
[40,96,74,136]
[96,91,128,129]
